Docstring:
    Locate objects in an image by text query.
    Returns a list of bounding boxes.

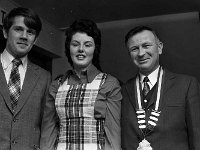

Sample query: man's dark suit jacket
[121,69,200,150]
[0,60,51,150]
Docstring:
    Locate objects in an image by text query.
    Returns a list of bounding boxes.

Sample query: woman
[41,19,122,150]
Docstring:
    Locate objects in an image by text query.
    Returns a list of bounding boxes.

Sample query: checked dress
[55,73,107,150]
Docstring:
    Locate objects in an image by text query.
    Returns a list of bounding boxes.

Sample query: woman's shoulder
[103,73,123,86]
[98,73,122,90]
[50,73,67,91]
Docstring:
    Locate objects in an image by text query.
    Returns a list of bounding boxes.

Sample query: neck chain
[136,67,164,137]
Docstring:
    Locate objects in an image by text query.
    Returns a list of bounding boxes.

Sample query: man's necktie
[8,58,22,111]
[142,76,150,97]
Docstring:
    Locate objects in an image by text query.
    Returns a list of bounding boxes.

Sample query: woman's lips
[76,54,86,60]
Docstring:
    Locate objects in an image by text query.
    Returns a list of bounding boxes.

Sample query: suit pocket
[164,104,186,129]
[165,98,185,107]
[165,103,184,107]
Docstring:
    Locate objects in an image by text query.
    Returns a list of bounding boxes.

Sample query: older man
[121,26,200,150]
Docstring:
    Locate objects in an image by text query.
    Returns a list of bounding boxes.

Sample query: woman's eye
[71,42,79,46]
[14,27,23,32]
[85,44,92,47]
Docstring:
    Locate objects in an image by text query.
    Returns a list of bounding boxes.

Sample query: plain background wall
[1,0,200,82]
[100,12,200,83]
[53,12,200,83]
[2,0,200,82]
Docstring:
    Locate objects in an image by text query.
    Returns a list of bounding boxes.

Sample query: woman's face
[70,32,95,70]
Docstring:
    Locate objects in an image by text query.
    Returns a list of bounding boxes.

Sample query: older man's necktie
[142,76,150,109]
[142,76,150,97]
[8,58,22,111]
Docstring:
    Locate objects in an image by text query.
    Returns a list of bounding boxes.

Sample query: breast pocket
[164,101,186,129]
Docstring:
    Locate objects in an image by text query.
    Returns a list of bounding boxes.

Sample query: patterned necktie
[142,76,150,97]
[8,58,22,111]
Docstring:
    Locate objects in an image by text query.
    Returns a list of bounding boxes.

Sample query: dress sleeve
[94,74,122,150]
[40,80,59,150]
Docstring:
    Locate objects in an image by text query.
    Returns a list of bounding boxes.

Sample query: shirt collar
[140,66,160,87]
[1,49,28,70]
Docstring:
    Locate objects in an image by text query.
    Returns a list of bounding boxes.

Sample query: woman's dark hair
[65,19,102,71]
[3,7,42,37]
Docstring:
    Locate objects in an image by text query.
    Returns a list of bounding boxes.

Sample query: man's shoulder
[121,76,137,90]
[164,69,200,89]
[29,61,50,74]
[124,76,137,85]
[165,69,196,81]
[28,61,51,81]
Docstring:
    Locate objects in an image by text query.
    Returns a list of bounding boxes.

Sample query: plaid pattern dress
[55,73,107,150]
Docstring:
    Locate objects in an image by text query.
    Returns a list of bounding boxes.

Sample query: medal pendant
[137,139,153,150]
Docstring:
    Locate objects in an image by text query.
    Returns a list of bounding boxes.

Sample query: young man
[121,26,200,150]
[0,7,51,150]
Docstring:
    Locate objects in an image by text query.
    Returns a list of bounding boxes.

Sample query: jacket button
[33,144,40,150]
[13,118,18,122]
[12,140,17,145]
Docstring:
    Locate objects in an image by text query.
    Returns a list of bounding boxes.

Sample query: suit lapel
[159,69,176,111]
[0,63,13,112]
[125,78,138,110]
[124,77,145,138]
[146,69,176,110]
[161,70,176,97]
[15,61,40,115]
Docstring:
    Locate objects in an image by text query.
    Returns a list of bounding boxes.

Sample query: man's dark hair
[125,25,160,46]
[65,19,102,71]
[3,7,42,37]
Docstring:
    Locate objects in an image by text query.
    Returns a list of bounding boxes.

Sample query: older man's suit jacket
[0,60,51,150]
[121,69,200,150]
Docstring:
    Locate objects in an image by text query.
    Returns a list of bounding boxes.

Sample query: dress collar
[66,64,101,83]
